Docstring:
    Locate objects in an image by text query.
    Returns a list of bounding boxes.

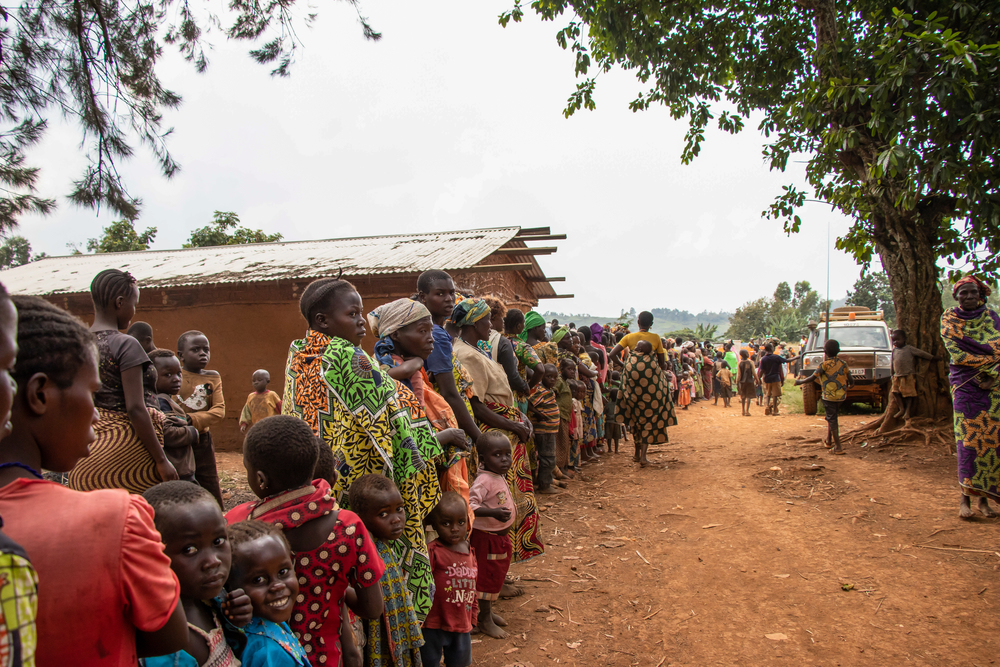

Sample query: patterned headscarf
[368,298,431,338]
[551,326,569,344]
[451,298,490,328]
[953,275,992,300]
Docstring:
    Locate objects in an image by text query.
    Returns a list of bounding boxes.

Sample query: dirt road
[216,399,997,667]
[468,403,997,667]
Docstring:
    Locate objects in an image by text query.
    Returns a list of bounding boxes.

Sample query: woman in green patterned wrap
[282,278,466,619]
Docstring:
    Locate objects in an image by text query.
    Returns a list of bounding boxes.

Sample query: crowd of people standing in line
[0,265,699,667]
[0,264,995,667]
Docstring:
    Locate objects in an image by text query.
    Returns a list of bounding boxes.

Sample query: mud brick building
[1,226,569,451]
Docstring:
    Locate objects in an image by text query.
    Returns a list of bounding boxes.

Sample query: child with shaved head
[239,369,282,434]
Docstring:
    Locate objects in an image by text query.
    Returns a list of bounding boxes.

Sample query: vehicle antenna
[825,216,831,342]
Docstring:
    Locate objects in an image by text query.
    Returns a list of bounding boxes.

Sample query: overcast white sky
[20,0,872,316]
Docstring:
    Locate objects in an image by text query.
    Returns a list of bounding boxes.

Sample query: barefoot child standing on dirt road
[795,339,852,455]
[890,330,936,421]
[469,432,515,640]
[528,364,561,495]
[716,361,733,408]
[737,349,757,416]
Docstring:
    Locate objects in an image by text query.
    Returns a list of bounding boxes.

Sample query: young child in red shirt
[422,492,477,667]
[468,432,514,640]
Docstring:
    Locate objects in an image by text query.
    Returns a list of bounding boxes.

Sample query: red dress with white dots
[226,480,385,667]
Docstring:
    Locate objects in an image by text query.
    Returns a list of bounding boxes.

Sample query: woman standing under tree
[942,276,1000,520]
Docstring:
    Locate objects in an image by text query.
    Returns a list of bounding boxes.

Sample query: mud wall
[46,272,538,452]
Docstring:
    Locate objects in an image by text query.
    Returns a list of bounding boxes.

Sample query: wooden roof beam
[461,262,534,274]
[537,294,575,299]
[516,227,551,236]
[492,246,557,256]
[527,276,565,282]
[513,234,566,242]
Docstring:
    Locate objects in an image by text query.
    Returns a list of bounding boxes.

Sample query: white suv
[797,307,892,415]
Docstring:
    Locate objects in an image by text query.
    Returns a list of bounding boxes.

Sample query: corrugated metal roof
[0,227,525,296]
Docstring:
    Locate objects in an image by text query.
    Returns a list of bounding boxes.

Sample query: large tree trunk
[871,208,952,425]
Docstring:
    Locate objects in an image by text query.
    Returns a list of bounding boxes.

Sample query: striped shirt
[528,385,560,434]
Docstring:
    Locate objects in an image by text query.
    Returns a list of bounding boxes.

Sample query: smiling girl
[143,481,252,667]
[226,520,309,667]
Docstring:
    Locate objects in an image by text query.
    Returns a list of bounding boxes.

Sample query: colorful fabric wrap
[282,330,443,619]
[942,304,1000,501]
[368,298,431,338]
[67,407,167,494]
[451,299,490,328]
[953,275,993,300]
[551,327,569,344]
[364,540,425,667]
[616,350,677,445]
[372,337,422,403]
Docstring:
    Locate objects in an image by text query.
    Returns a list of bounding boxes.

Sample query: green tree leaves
[0,236,33,269]
[728,281,825,341]
[184,211,282,247]
[1,0,378,228]
[506,0,1000,285]
[83,219,158,253]
[846,272,896,326]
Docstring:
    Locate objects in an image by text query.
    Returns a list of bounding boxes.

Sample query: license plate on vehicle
[850,369,866,376]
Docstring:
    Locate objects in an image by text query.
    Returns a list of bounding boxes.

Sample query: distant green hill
[542,308,731,337]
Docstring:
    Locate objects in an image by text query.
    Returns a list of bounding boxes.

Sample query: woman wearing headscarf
[451,298,544,562]
[587,324,609,382]
[369,298,475,527]
[942,275,1000,520]
[521,310,559,365]
[479,296,536,410]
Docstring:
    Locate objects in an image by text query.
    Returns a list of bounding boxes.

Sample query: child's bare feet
[492,611,508,627]
[478,617,507,639]
[477,602,508,639]
[499,582,523,599]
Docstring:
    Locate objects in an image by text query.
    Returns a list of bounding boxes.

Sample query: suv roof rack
[820,306,884,322]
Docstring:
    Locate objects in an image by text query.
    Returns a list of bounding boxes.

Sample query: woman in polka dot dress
[227,416,387,667]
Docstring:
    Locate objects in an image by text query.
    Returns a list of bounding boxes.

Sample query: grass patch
[778,377,881,416]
